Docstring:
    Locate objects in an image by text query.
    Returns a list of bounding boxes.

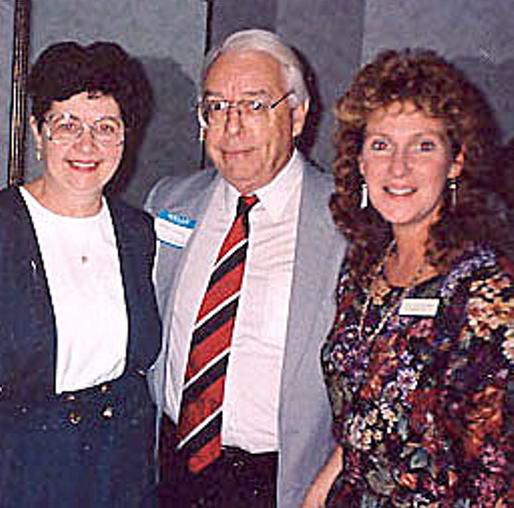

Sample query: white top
[20,187,128,394]
[167,150,303,452]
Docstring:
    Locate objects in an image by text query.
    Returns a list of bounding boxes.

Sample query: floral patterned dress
[322,246,514,507]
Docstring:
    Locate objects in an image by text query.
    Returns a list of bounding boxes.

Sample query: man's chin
[218,168,258,194]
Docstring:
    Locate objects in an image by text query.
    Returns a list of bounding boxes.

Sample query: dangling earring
[448,178,458,210]
[360,182,368,209]
[199,126,206,143]
[35,147,42,162]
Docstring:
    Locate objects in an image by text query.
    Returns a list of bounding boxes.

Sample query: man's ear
[292,99,309,138]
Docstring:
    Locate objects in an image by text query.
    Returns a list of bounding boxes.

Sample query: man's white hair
[200,29,309,108]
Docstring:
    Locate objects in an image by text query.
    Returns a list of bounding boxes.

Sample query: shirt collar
[221,149,304,222]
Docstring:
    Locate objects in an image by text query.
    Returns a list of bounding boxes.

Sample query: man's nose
[224,105,243,134]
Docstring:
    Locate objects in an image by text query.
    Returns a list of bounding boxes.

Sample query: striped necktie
[176,195,258,473]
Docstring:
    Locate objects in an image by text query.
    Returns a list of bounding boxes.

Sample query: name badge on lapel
[399,298,440,317]
[155,210,196,249]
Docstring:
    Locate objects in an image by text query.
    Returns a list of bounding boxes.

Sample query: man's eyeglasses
[43,113,125,147]
[198,90,294,127]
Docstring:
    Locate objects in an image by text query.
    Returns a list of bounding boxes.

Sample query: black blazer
[0,187,161,403]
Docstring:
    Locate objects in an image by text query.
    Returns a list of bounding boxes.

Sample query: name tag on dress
[399,298,440,317]
[155,210,196,249]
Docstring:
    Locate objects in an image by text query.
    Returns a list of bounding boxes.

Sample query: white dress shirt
[21,187,128,394]
[167,150,303,452]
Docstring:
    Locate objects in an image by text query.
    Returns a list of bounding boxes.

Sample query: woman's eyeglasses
[43,113,125,147]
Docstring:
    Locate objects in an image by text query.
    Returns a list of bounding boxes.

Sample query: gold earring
[35,147,42,161]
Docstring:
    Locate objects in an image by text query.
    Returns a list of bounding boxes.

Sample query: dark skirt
[0,371,156,508]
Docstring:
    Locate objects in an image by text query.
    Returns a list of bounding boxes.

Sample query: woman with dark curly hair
[304,49,514,507]
[0,42,160,506]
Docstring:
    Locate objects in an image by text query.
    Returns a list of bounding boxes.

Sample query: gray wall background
[1,0,514,207]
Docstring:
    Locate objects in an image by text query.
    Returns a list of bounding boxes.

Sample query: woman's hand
[302,446,343,508]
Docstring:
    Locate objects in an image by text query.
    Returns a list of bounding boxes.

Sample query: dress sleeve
[443,265,514,503]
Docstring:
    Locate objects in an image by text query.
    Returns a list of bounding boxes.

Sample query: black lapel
[0,187,57,399]
[107,197,160,373]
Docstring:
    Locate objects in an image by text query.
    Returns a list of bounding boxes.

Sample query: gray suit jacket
[145,158,347,507]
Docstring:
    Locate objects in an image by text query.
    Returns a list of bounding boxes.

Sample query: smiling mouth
[385,186,416,196]
[222,147,254,156]
[68,160,98,172]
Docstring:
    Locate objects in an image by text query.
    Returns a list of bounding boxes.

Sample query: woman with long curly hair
[304,49,514,507]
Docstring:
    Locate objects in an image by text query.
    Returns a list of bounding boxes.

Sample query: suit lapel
[155,174,219,336]
[148,172,220,406]
[280,166,346,400]
[3,188,57,397]
[108,199,138,369]
[108,198,161,372]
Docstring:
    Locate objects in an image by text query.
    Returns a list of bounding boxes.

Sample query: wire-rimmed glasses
[43,113,125,147]
[198,90,294,128]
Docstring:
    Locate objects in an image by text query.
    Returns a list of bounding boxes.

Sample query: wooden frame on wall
[8,0,31,186]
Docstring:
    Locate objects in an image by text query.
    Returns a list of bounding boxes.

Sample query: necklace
[357,242,427,344]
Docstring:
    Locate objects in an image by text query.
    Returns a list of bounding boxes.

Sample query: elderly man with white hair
[146,28,347,507]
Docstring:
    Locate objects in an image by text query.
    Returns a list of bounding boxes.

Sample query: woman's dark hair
[495,136,514,210]
[28,41,153,193]
[331,48,504,283]
[28,41,152,143]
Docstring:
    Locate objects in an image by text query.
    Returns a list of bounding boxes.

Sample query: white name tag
[155,210,196,249]
[399,298,440,317]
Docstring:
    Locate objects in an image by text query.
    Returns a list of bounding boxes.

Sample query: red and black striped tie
[176,195,258,473]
